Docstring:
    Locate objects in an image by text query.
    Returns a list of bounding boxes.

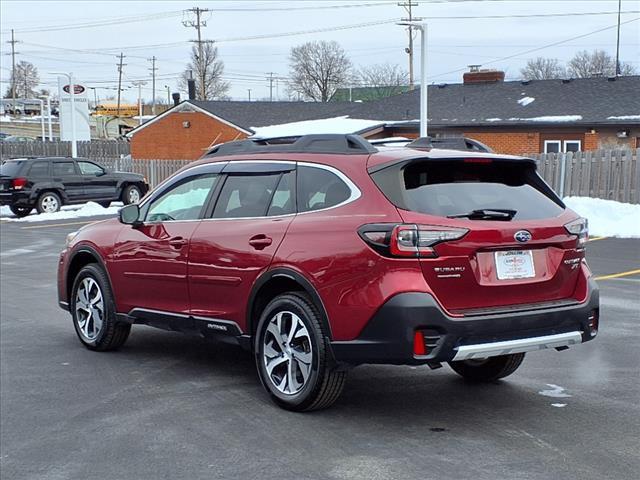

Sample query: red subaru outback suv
[58,135,599,411]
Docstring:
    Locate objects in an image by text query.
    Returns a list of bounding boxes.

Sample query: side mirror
[119,204,141,226]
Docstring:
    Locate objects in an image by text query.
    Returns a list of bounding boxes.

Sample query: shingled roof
[356,75,640,127]
[189,100,358,130]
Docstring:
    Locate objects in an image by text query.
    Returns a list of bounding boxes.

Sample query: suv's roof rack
[406,136,494,153]
[205,134,378,157]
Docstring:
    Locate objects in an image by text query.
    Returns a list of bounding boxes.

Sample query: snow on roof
[507,115,583,123]
[517,96,535,106]
[250,116,385,138]
[606,115,640,120]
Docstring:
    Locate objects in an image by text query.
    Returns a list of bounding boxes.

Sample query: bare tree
[288,40,352,102]
[179,43,229,100]
[357,63,408,100]
[3,61,40,99]
[520,57,565,80]
[567,49,637,78]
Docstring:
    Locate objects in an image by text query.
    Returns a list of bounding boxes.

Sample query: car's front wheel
[36,191,61,214]
[255,293,346,411]
[9,205,32,217]
[121,184,142,205]
[71,264,131,351]
[448,353,525,382]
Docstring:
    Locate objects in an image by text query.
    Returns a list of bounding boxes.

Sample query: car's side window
[146,174,218,222]
[297,166,351,212]
[52,161,77,176]
[213,174,281,219]
[78,161,104,175]
[267,171,295,216]
[28,161,50,177]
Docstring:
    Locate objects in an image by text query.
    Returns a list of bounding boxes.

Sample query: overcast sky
[0,0,638,103]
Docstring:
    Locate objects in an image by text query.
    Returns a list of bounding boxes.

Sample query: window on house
[543,140,561,154]
[564,140,581,152]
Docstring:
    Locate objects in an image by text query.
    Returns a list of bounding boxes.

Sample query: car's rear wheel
[255,292,346,411]
[122,184,141,205]
[36,191,61,214]
[71,264,131,351]
[448,353,525,382]
[9,205,32,217]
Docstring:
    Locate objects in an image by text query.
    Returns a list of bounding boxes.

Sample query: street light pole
[398,21,428,137]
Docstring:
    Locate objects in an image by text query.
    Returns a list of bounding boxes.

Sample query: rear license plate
[495,250,535,280]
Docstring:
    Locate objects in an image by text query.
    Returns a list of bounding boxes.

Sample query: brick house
[128,100,357,159]
[357,72,640,154]
[128,72,640,159]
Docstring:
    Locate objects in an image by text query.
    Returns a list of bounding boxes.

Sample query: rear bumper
[0,191,31,206]
[331,278,599,366]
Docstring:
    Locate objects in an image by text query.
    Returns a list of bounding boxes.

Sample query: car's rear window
[0,161,24,177]
[371,159,564,220]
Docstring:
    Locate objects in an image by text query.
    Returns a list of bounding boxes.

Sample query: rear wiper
[447,209,517,220]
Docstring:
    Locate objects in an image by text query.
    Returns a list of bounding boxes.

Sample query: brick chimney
[463,65,505,84]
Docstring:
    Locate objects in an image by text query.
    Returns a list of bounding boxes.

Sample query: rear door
[77,160,117,200]
[370,157,583,313]
[188,162,296,325]
[52,160,85,202]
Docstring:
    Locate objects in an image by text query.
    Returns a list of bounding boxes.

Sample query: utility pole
[267,72,275,102]
[148,56,157,114]
[399,2,422,90]
[116,52,126,118]
[132,80,146,125]
[165,85,171,105]
[247,89,251,101]
[615,0,622,76]
[7,29,19,112]
[183,7,211,100]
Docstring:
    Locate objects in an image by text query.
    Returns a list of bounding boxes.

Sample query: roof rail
[204,134,378,157]
[407,136,493,153]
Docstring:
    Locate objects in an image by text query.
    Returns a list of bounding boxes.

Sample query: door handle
[249,235,272,250]
[168,236,188,248]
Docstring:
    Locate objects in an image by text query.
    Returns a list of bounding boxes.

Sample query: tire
[254,292,346,411]
[121,184,142,205]
[448,353,525,382]
[36,191,61,214]
[70,264,131,351]
[98,201,111,208]
[9,205,32,217]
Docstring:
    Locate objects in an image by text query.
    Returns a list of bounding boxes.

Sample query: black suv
[0,157,148,217]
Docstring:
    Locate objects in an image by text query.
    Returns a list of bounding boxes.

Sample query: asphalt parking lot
[1,217,639,480]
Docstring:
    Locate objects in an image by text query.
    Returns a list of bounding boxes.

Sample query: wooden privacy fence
[532,149,639,204]
[0,140,130,161]
[99,158,192,188]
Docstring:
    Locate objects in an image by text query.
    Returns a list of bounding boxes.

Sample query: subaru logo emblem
[514,230,532,243]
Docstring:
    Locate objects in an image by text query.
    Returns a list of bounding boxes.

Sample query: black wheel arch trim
[246,267,333,340]
[66,245,115,307]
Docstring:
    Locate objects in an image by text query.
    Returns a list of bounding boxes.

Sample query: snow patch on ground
[538,384,572,398]
[485,118,502,122]
[606,115,640,120]
[563,197,640,238]
[518,96,535,106]
[509,115,582,122]
[0,202,122,222]
[551,403,568,408]
[251,116,385,138]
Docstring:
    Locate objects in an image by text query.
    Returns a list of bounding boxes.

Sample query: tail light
[12,178,28,190]
[359,223,468,258]
[564,217,588,246]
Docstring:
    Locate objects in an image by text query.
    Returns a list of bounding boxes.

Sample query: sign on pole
[58,77,91,141]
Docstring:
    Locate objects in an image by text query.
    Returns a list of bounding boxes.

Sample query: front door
[77,160,117,200]
[110,172,219,315]
[188,165,296,330]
